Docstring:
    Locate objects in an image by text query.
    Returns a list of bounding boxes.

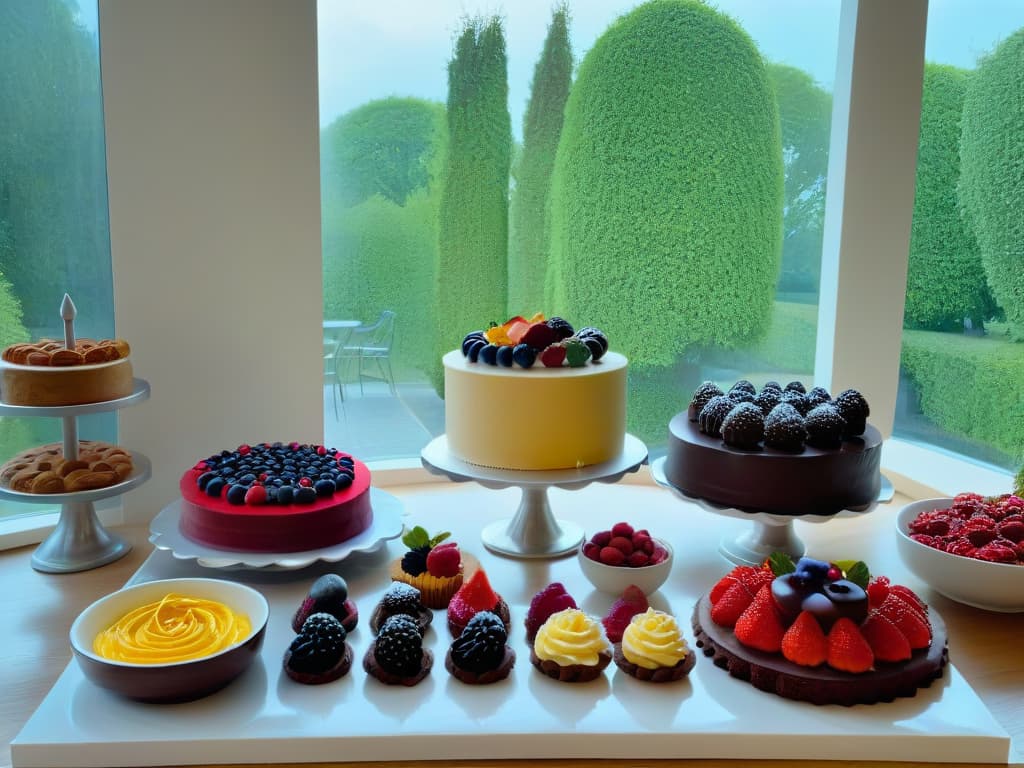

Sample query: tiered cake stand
[421,434,648,559]
[0,379,152,573]
[651,456,893,566]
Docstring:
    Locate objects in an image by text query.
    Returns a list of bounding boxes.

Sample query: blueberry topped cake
[179,442,372,552]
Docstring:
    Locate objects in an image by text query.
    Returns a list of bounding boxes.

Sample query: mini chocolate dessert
[283,613,353,685]
[363,614,433,686]
[369,582,433,634]
[447,569,510,637]
[292,574,358,633]
[445,611,516,684]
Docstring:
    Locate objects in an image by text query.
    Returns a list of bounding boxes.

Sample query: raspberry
[590,530,612,547]
[631,533,652,551]
[976,542,1017,563]
[945,537,977,558]
[627,551,650,567]
[602,585,648,642]
[998,520,1024,543]
[599,546,626,566]
[611,522,634,538]
[582,541,601,561]
[608,536,634,555]
[426,541,461,577]
[525,583,577,640]
[649,545,669,564]
[910,533,939,548]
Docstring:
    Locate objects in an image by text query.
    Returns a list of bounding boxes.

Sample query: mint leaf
[846,561,870,589]
[428,531,451,548]
[401,525,429,549]
[768,551,795,576]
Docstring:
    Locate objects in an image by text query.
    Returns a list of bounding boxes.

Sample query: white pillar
[100,0,323,521]
[815,0,928,437]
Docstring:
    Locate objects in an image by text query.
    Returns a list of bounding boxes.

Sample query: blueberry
[205,477,226,497]
[335,473,353,490]
[478,343,499,366]
[197,471,217,491]
[581,337,603,362]
[265,487,278,504]
[294,486,317,504]
[238,473,256,486]
[218,467,234,478]
[338,457,354,467]
[795,556,830,580]
[466,338,487,363]
[226,484,248,505]
[462,332,486,356]
[512,343,537,369]
[277,485,294,504]
[496,345,514,367]
[314,479,336,497]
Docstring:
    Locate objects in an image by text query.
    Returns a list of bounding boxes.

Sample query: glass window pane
[895,0,1024,473]
[318,0,841,459]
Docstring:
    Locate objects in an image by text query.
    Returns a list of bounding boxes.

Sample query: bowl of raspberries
[578,522,673,595]
[896,493,1024,612]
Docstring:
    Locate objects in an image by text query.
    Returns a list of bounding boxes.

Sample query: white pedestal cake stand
[421,434,648,559]
[0,379,152,573]
[650,456,894,566]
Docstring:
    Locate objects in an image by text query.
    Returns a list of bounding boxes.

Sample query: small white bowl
[896,498,1024,613]
[71,577,269,702]
[578,538,674,595]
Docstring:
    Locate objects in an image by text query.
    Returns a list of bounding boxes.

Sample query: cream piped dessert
[530,608,612,682]
[614,608,695,682]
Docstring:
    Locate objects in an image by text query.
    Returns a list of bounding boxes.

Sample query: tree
[546,0,783,367]
[905,64,996,332]
[766,63,831,296]
[435,16,512,383]
[508,5,572,315]
[959,28,1024,340]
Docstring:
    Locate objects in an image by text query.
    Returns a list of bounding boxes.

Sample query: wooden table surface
[3,480,1022,768]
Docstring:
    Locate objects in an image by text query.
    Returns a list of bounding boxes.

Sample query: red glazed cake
[692,554,948,706]
[179,442,372,552]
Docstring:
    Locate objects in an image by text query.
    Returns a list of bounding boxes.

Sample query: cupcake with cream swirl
[530,608,612,683]
[613,608,695,682]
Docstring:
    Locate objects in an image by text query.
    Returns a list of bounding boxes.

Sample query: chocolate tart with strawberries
[692,555,948,706]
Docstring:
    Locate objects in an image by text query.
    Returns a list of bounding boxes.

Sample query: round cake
[0,338,133,407]
[179,442,372,553]
[692,556,948,706]
[444,315,626,471]
[663,380,881,515]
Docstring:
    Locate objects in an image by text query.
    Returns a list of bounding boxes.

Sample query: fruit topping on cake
[753,386,782,416]
[698,395,735,436]
[778,388,810,415]
[369,582,432,634]
[460,314,609,369]
[292,574,358,633]
[763,403,806,452]
[602,584,650,643]
[390,526,465,608]
[445,610,516,684]
[906,492,1024,564]
[614,608,696,682]
[785,380,807,394]
[363,614,433,686]
[190,443,356,506]
[525,583,578,643]
[834,388,870,436]
[804,403,846,448]
[581,522,669,568]
[531,608,613,683]
[688,381,725,420]
[720,402,765,449]
[283,612,353,685]
[447,568,510,637]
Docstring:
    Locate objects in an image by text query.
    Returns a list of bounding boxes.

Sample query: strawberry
[710,565,773,604]
[877,594,931,649]
[710,566,751,604]
[781,610,827,667]
[710,581,755,628]
[525,583,577,640]
[448,570,500,628]
[426,541,461,577]
[734,585,786,652]
[865,575,890,608]
[602,585,648,642]
[860,611,911,662]
[888,584,928,619]
[826,617,874,673]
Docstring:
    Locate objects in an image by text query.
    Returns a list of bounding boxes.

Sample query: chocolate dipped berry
[805,403,846,448]
[284,613,353,684]
[370,582,433,634]
[753,386,782,416]
[446,611,516,684]
[720,402,765,449]
[292,574,358,633]
[698,395,735,437]
[822,579,869,624]
[779,389,810,416]
[804,386,832,410]
[688,381,724,421]
[784,381,807,394]
[764,403,806,452]
[364,614,432,686]
[834,389,870,437]
[729,380,757,397]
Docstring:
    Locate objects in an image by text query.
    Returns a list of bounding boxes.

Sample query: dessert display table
[10,481,1015,768]
[421,434,648,559]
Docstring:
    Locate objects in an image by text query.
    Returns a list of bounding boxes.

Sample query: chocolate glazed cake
[691,596,948,706]
[664,413,882,516]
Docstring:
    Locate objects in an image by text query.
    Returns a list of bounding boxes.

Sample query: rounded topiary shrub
[546,0,783,367]
[905,64,996,332]
[959,29,1024,339]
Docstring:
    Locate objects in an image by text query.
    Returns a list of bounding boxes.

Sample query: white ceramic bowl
[896,498,1024,613]
[70,577,269,702]
[578,538,674,596]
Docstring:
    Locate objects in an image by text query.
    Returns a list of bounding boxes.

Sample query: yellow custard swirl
[533,608,610,666]
[93,593,251,664]
[621,608,689,670]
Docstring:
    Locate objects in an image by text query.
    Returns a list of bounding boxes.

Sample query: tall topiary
[905,64,996,332]
[766,63,831,296]
[546,0,783,367]
[435,16,512,391]
[959,29,1024,340]
[508,5,572,315]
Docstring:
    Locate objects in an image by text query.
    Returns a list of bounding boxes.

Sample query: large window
[0,0,116,522]
[318,0,841,460]
[895,0,1024,473]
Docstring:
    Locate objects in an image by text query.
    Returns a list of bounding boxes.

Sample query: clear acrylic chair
[337,310,396,396]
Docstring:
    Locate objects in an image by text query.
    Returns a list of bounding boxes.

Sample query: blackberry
[764,403,806,451]
[762,380,782,392]
[728,389,755,405]
[779,389,810,416]
[287,613,347,674]
[401,546,430,576]
[698,395,735,437]
[729,380,757,397]
[374,614,424,676]
[784,381,807,394]
[753,386,782,416]
[834,389,870,436]
[720,402,765,449]
[450,611,507,674]
[805,403,846,448]
[546,316,575,341]
[380,582,424,617]
[805,386,832,410]
[688,381,724,420]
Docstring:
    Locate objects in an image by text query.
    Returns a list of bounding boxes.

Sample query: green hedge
[901,329,1024,463]
[959,30,1024,339]
[546,0,783,367]
[508,5,572,315]
[905,64,995,331]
